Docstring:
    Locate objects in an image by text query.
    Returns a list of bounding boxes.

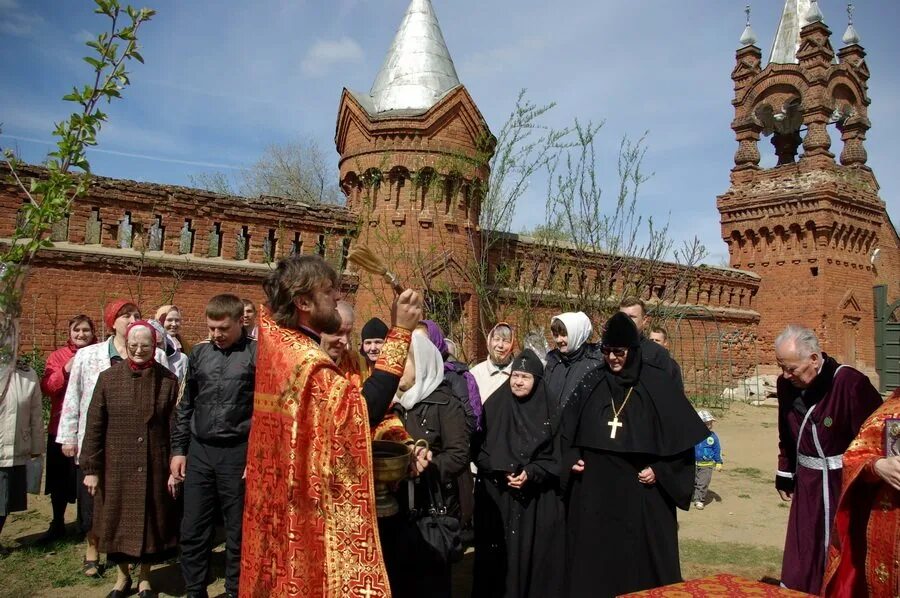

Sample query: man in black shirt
[171,294,256,598]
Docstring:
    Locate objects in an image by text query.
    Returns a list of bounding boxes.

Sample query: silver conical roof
[369,0,461,114]
[769,0,815,64]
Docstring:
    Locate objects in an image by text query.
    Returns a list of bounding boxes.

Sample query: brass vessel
[372,440,411,518]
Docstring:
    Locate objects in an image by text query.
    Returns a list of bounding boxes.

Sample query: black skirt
[0,465,27,516]
[44,433,77,503]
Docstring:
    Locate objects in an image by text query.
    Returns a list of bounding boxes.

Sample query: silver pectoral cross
[608,416,623,439]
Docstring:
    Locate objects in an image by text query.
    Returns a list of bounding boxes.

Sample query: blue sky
[2,0,898,265]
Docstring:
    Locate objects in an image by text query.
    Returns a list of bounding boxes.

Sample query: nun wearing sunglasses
[558,312,707,598]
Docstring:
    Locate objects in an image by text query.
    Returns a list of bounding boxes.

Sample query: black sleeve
[431,399,470,485]
[361,370,401,428]
[650,449,696,511]
[171,351,198,456]
[558,375,594,493]
[524,435,558,487]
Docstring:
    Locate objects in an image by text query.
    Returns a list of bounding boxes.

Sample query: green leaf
[131,50,144,64]
[83,56,103,70]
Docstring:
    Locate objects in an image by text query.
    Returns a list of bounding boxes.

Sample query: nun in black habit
[560,313,708,598]
[472,349,565,598]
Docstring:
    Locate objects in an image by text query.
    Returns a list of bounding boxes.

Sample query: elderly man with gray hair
[773,324,882,594]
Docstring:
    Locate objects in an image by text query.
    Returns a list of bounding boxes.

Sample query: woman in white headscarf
[544,311,602,427]
[386,333,469,598]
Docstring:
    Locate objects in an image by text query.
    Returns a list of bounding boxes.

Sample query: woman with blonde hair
[154,305,189,353]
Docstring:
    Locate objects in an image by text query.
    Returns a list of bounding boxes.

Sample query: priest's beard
[310,304,342,335]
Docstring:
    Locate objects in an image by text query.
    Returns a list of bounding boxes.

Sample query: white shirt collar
[488,360,512,376]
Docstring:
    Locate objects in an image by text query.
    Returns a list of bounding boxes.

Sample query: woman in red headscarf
[39,314,97,542]
[81,321,180,598]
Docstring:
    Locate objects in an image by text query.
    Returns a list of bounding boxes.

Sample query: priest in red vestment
[823,388,900,598]
[773,325,882,594]
[240,255,424,598]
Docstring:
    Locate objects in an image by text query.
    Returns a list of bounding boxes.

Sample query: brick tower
[335,0,492,359]
[718,0,895,375]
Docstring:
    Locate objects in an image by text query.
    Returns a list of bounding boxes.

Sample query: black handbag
[408,470,463,565]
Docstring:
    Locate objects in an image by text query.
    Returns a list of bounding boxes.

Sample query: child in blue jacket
[693,410,723,510]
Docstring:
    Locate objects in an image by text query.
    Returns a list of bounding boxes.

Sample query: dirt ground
[0,402,788,597]
[679,401,788,549]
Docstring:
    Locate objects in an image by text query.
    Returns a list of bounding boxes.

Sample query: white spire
[739,4,758,48]
[842,3,860,45]
[369,0,461,114]
[769,0,814,64]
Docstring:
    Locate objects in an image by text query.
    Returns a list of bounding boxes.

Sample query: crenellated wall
[1,164,358,352]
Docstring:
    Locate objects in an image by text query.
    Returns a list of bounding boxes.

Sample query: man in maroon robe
[774,325,882,594]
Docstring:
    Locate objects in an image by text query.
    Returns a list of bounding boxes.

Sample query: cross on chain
[608,416,623,439]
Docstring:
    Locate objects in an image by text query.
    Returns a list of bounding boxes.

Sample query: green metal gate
[874,285,900,394]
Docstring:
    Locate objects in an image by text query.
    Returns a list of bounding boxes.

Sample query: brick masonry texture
[720,25,900,382]
[3,26,898,389]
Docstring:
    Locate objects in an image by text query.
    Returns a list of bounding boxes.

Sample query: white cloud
[459,34,550,80]
[301,37,364,77]
[0,0,43,38]
[72,29,94,44]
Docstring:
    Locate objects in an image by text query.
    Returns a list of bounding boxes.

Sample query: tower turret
[717,1,890,377]
[335,0,493,357]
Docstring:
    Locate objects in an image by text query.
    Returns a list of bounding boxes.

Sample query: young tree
[0,0,155,395]
[350,89,707,357]
[472,93,707,341]
[189,138,344,205]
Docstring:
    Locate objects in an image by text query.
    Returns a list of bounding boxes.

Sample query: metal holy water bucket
[372,439,427,518]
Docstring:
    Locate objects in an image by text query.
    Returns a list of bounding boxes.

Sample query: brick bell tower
[335,0,493,359]
[718,1,894,376]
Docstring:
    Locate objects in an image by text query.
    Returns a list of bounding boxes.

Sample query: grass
[0,537,110,597]
[730,467,765,480]
[681,538,783,582]
[0,536,786,597]
[737,493,751,499]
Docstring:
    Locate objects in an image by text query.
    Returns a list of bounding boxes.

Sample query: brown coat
[80,361,179,558]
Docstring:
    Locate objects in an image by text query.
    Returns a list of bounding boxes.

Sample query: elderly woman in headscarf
[560,312,707,597]
[470,322,517,403]
[472,349,564,598]
[544,311,602,426]
[80,321,180,598]
[57,299,167,578]
[382,333,469,598]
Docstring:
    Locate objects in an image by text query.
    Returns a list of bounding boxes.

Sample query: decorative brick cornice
[335,85,492,176]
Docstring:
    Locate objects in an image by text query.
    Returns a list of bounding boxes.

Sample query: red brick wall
[1,165,358,355]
